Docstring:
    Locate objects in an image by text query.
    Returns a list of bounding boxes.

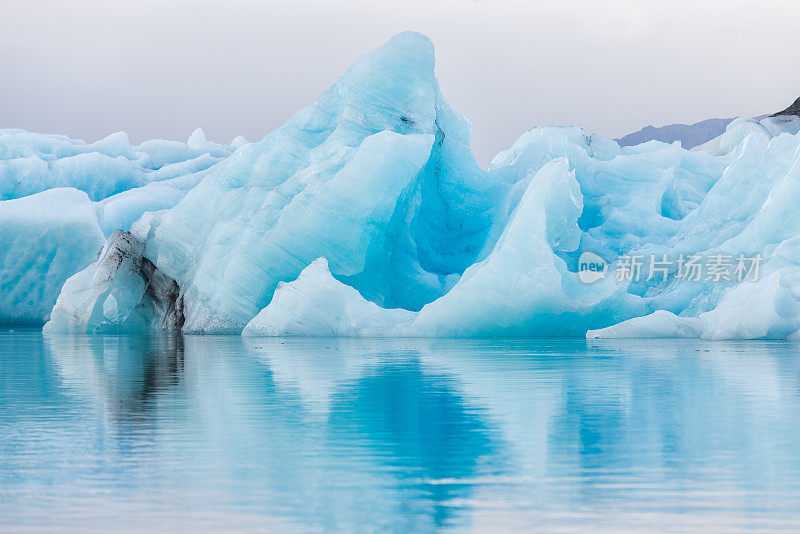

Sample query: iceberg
[0,130,240,325]
[0,188,105,324]
[5,31,800,339]
[0,128,234,201]
[45,230,183,333]
[124,31,499,333]
[242,258,414,337]
[589,240,800,340]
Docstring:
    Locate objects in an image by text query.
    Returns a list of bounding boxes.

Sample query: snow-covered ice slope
[7,32,800,338]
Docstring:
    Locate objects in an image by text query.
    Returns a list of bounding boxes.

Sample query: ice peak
[270,31,444,140]
[379,31,435,61]
[187,128,206,149]
[335,31,438,106]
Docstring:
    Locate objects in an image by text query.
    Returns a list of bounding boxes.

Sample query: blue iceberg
[0,128,239,324]
[3,32,800,338]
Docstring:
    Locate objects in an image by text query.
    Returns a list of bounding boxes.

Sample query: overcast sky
[2,0,800,165]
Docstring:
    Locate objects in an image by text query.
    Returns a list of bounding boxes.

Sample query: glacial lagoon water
[2,329,800,532]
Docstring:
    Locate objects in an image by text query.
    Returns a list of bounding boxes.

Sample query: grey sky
[2,0,799,165]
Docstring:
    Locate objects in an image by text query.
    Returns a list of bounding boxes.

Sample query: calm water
[2,330,800,532]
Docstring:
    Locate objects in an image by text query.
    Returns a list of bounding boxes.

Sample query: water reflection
[49,334,185,418]
[2,332,800,532]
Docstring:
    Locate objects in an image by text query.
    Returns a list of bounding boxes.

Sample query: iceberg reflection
[1,333,799,531]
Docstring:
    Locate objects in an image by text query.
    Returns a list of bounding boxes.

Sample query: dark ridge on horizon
[772,96,800,117]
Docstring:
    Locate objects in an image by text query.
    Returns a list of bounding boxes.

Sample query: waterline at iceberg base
[4,32,800,338]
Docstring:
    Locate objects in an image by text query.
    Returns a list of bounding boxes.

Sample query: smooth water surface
[2,330,800,532]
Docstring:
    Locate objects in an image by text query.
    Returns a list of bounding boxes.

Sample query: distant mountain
[617,97,800,149]
[616,118,733,149]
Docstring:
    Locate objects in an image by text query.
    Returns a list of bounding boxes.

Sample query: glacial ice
[0,128,234,201]
[45,230,183,333]
[0,130,238,324]
[242,258,415,337]
[7,32,800,338]
[0,188,105,324]
[588,241,800,340]
[124,31,498,333]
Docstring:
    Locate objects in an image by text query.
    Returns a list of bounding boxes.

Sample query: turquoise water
[2,330,800,532]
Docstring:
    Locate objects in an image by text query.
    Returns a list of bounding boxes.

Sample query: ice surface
[404,159,613,337]
[0,131,237,325]
[133,31,496,333]
[242,258,414,336]
[0,188,105,324]
[44,230,183,333]
[589,243,800,340]
[5,32,800,338]
[0,128,235,201]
